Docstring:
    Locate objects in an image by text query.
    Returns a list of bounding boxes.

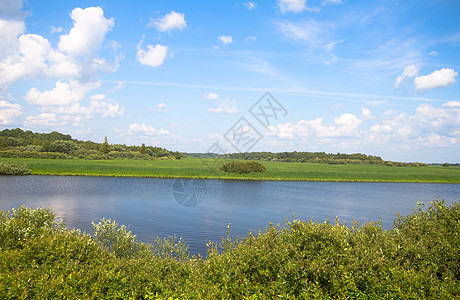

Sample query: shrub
[0,161,31,175]
[1,201,459,298]
[220,161,266,174]
[92,218,153,259]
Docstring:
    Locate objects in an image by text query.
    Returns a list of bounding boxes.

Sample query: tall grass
[1,200,459,298]
[1,157,460,183]
[0,161,31,175]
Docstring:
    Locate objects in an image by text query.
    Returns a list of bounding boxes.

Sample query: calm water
[1,175,459,255]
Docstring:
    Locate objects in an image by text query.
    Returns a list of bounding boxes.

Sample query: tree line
[221,151,428,166]
[0,128,184,160]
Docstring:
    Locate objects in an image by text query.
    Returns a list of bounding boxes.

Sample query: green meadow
[1,157,459,183]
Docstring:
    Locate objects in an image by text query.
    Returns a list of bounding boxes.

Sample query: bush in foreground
[0,200,459,299]
[220,160,266,174]
[0,161,31,175]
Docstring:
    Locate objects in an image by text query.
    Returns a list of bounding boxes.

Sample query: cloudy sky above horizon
[0,0,459,162]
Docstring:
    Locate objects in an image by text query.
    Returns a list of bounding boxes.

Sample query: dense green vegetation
[1,200,459,298]
[223,151,429,166]
[0,161,31,175]
[0,128,183,160]
[2,157,460,183]
[220,161,266,174]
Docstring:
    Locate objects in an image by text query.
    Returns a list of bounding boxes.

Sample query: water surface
[1,175,459,255]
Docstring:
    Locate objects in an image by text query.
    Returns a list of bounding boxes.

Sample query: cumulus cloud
[58,7,114,57]
[24,113,67,128]
[129,123,156,135]
[23,80,99,106]
[394,64,419,89]
[0,0,23,19]
[46,94,124,119]
[368,101,460,147]
[203,92,218,99]
[218,35,232,44]
[207,98,239,114]
[137,42,168,68]
[0,19,24,60]
[268,113,362,139]
[148,11,186,32]
[277,0,306,13]
[0,6,118,90]
[0,100,22,124]
[361,107,374,119]
[414,68,458,92]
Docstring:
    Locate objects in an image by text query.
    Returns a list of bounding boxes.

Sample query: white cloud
[278,0,306,13]
[23,80,99,106]
[137,43,168,68]
[158,128,171,135]
[430,50,438,56]
[244,36,257,43]
[45,95,124,119]
[58,7,114,57]
[414,68,458,92]
[218,35,233,45]
[367,101,460,147]
[394,64,419,89]
[361,107,374,119]
[156,102,169,112]
[366,100,386,107]
[149,11,186,32]
[268,113,362,139]
[203,92,218,99]
[0,6,118,90]
[0,0,23,18]
[50,26,63,33]
[0,19,24,60]
[24,113,67,128]
[129,123,156,135]
[208,133,223,140]
[242,2,257,9]
[0,100,22,124]
[207,98,239,114]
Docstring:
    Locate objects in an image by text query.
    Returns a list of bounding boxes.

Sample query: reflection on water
[0,175,459,255]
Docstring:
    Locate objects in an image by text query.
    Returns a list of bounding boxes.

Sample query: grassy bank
[1,200,459,298]
[1,157,460,183]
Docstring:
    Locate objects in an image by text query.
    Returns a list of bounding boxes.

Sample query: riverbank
[1,157,459,183]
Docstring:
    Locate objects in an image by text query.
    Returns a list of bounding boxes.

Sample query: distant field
[1,157,459,183]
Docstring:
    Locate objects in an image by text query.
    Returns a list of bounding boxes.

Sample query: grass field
[1,157,459,183]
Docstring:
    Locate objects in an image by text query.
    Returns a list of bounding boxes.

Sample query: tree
[100,136,111,154]
[139,143,147,155]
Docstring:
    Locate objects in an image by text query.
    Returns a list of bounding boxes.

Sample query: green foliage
[0,161,31,175]
[222,151,428,166]
[220,161,267,174]
[92,218,153,259]
[41,140,79,154]
[0,200,460,298]
[139,143,147,154]
[99,136,111,154]
[0,128,183,161]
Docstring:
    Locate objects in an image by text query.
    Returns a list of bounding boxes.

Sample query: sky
[0,0,459,163]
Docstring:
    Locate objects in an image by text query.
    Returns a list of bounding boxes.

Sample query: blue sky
[0,0,459,162]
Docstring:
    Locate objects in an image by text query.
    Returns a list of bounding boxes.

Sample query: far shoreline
[2,157,460,184]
